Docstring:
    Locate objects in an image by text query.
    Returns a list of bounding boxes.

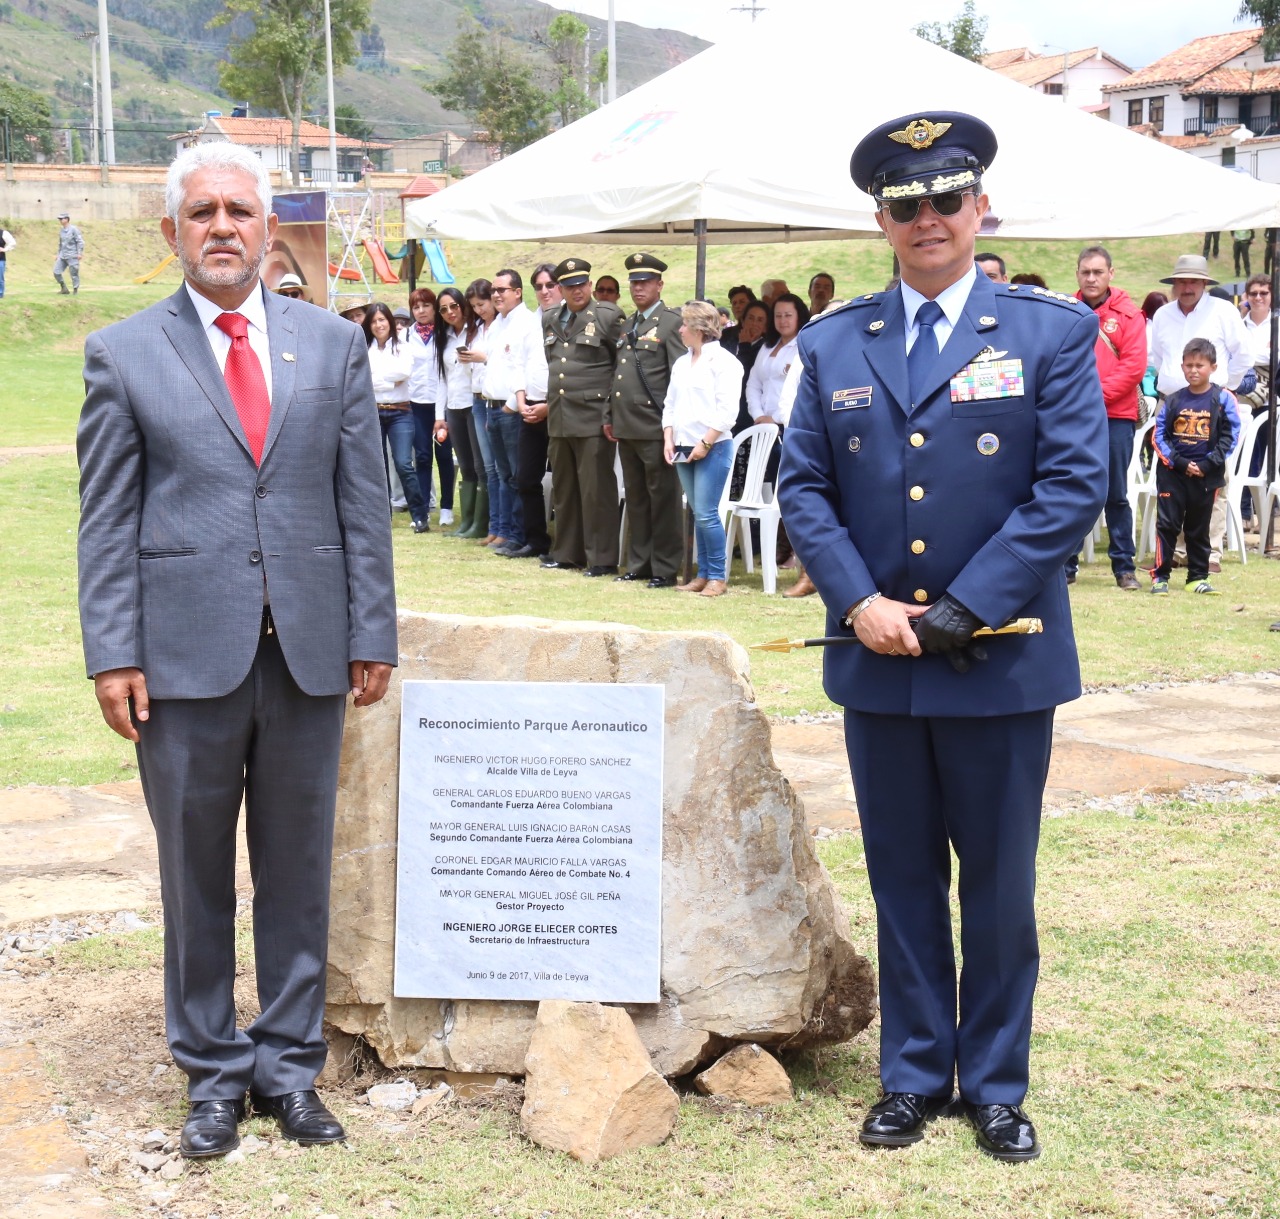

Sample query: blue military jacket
[778,273,1107,717]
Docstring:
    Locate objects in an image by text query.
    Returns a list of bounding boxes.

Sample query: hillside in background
[0,0,710,163]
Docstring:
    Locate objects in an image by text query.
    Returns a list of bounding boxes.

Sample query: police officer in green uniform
[540,258,626,575]
[607,253,687,588]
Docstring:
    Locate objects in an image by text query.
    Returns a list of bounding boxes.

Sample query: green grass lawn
[48,793,1280,1218]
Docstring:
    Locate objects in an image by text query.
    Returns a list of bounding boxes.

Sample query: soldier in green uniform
[540,258,626,576]
[607,252,687,588]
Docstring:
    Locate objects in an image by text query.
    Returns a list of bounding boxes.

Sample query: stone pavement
[2,674,1279,1210]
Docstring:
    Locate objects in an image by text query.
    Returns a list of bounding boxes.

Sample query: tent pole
[695,219,707,299]
[1267,227,1278,553]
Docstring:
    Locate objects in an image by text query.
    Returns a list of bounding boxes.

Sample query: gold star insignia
[889,118,952,150]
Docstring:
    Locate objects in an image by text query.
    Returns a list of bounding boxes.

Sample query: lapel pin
[979,316,996,326]
[869,320,885,331]
[282,352,295,362]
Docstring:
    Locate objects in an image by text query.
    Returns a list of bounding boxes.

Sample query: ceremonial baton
[750,618,1043,655]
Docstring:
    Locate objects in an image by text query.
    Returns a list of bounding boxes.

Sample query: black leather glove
[1236,369,1258,397]
[911,595,988,674]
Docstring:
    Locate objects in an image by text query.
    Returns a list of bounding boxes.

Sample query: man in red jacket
[1068,245,1147,589]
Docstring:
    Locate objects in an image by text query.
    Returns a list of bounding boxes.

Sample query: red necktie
[214,312,271,465]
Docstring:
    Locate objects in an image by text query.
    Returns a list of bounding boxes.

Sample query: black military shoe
[646,576,677,589]
[540,557,580,570]
[858,1092,957,1148]
[250,1089,345,1145]
[614,569,652,581]
[180,1097,245,1158]
[583,565,619,577]
[964,1102,1041,1162]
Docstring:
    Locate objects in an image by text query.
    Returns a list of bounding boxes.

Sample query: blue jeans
[1067,417,1134,576]
[411,401,455,511]
[0,258,6,297]
[676,440,732,582]
[379,408,426,525]
[486,404,524,546]
[472,395,499,533]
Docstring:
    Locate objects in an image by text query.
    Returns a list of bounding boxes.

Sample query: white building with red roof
[982,46,1133,110]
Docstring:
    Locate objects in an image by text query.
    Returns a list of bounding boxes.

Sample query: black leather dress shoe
[505,544,543,559]
[858,1092,957,1148]
[584,565,619,577]
[646,576,677,589]
[614,570,652,582]
[412,519,430,534]
[180,1097,245,1158]
[249,1089,345,1145]
[964,1102,1041,1162]
[540,557,580,570]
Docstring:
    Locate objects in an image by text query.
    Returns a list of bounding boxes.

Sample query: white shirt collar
[900,263,979,332]
[184,279,269,336]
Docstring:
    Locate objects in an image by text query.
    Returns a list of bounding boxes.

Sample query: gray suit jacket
[77,284,397,700]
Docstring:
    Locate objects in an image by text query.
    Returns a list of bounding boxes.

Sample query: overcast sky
[569,0,1251,72]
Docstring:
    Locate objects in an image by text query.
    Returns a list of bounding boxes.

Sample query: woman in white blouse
[746,293,810,426]
[364,303,428,533]
[662,301,745,598]
[428,288,483,536]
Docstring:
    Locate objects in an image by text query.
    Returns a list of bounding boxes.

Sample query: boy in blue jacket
[1151,337,1240,594]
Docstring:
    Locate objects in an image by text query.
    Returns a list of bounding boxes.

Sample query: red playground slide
[326,240,401,284]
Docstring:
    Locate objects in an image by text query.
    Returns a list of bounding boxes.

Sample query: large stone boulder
[325,613,875,1077]
[520,1000,679,1161]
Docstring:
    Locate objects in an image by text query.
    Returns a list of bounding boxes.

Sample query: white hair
[165,142,273,221]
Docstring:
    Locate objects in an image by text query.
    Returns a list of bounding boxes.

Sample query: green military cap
[554,257,592,286]
[625,251,667,281]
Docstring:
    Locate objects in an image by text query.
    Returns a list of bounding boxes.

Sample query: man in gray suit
[76,143,397,1158]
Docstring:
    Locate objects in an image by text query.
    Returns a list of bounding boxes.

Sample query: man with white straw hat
[1149,253,1253,571]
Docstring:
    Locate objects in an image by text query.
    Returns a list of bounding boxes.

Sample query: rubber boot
[458,484,489,539]
[446,480,476,537]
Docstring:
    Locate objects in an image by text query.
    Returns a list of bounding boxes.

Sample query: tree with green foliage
[541,12,597,129]
[1240,1,1280,56]
[428,17,554,156]
[210,0,371,185]
[914,0,988,62]
[334,101,373,143]
[0,79,55,163]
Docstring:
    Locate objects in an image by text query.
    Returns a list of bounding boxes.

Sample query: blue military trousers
[844,706,1054,1105]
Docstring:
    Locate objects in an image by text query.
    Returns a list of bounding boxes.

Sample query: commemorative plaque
[394,681,664,1003]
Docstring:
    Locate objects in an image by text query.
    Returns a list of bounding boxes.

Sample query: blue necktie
[908,300,944,410]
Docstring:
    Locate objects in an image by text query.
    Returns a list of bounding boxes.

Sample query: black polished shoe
[964,1101,1041,1162]
[505,544,545,559]
[584,565,619,577]
[858,1092,957,1148]
[540,557,580,570]
[614,570,652,582]
[412,519,430,534]
[180,1097,245,1159]
[646,576,677,589]
[249,1089,345,1145]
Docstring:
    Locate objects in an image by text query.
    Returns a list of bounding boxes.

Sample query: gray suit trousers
[136,631,345,1101]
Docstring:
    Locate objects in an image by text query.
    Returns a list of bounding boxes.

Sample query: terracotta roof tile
[981,47,1035,70]
[205,115,389,151]
[993,47,1119,88]
[1184,65,1280,95]
[1103,28,1262,91]
[399,174,441,199]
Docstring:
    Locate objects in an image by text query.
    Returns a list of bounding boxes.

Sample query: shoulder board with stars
[803,295,877,328]
[1001,284,1088,311]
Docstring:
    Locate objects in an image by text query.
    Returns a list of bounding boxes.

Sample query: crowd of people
[322,267,849,596]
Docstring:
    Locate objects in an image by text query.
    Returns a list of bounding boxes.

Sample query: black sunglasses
[881,189,973,225]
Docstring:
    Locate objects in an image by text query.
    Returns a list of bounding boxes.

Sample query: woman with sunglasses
[428,288,483,536]
[363,302,428,533]
[456,279,501,542]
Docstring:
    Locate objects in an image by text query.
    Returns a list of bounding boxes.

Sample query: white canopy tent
[405,2,1280,253]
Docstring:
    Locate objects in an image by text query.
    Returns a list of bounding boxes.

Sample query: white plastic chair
[1222,409,1267,563]
[720,423,781,593]
[1128,418,1159,560]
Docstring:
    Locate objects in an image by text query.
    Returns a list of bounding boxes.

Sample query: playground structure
[327,187,453,313]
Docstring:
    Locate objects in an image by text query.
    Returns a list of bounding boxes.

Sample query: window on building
[1128,98,1143,125]
[1044,82,1063,96]
[1222,146,1237,168]
[1148,96,1165,127]
[1203,96,1219,123]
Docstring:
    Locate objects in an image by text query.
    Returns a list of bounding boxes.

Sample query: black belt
[260,606,275,637]
[485,397,507,406]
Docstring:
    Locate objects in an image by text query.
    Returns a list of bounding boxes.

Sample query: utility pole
[97,0,115,163]
[90,36,100,163]
[729,1,767,19]
[324,0,338,184]
[607,0,616,103]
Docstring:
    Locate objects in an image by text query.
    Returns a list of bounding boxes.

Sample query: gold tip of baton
[749,618,1043,654]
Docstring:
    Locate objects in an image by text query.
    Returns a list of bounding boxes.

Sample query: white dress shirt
[900,264,978,356]
[185,280,273,402]
[424,327,476,411]
[407,325,435,402]
[663,340,744,446]
[746,335,800,423]
[1149,293,1253,394]
[482,304,548,405]
[366,337,413,403]
[1244,312,1272,368]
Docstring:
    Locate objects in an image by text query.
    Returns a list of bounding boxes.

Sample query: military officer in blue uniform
[778,112,1107,1162]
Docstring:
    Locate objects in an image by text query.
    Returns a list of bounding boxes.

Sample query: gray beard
[179,235,268,293]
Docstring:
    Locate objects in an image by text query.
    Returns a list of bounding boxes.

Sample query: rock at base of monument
[325,614,878,1077]
[317,1024,363,1087]
[520,1000,679,1162]
[693,1043,794,1106]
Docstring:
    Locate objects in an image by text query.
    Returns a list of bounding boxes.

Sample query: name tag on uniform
[950,359,1024,403]
[832,386,872,411]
